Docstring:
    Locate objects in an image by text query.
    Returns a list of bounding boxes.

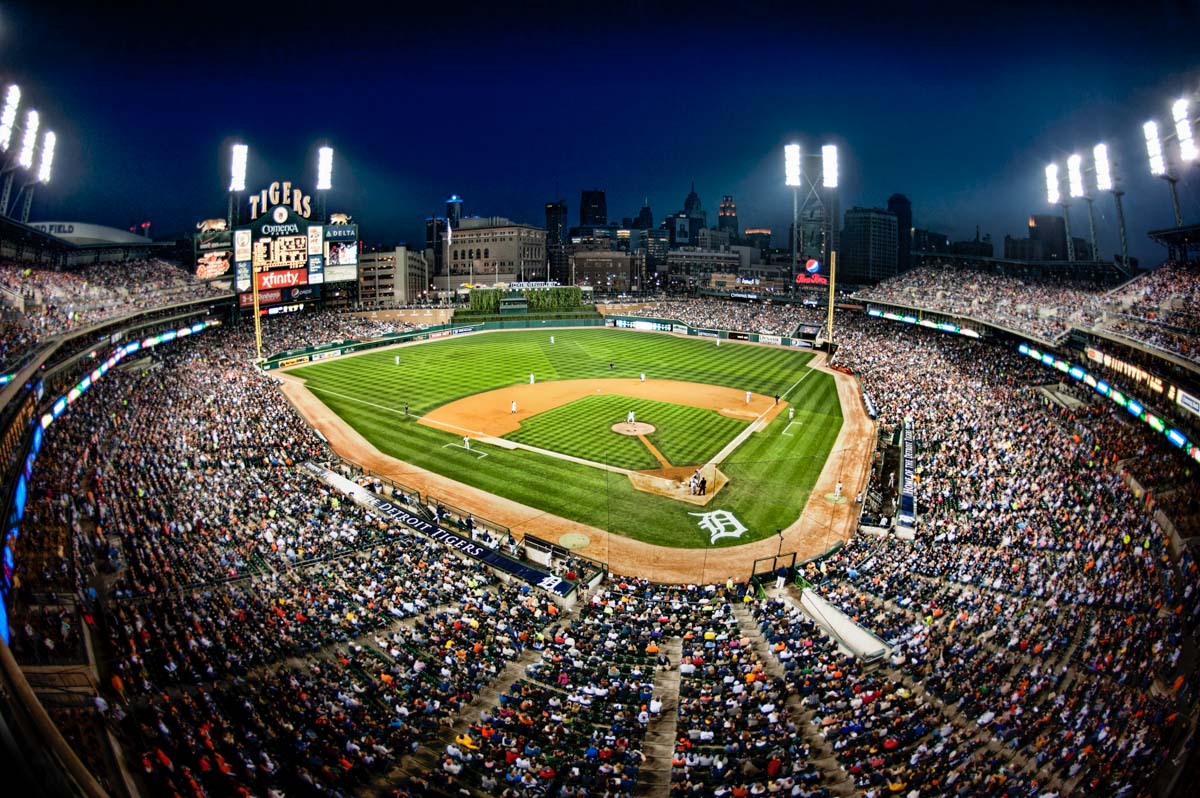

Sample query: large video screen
[194,229,232,280]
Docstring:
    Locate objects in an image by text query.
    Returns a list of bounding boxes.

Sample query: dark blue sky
[3,0,1199,266]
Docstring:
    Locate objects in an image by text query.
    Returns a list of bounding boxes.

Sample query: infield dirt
[278,351,875,584]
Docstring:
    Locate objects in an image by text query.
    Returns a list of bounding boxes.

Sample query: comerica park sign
[248,181,312,220]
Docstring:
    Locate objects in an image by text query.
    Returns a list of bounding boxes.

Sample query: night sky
[2,0,1198,267]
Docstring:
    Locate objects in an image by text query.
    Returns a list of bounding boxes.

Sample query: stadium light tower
[228,142,248,228]
[1093,143,1130,269]
[784,143,801,286]
[0,84,22,217]
[316,144,333,221]
[821,143,839,348]
[0,85,20,153]
[1174,98,1197,163]
[17,129,56,223]
[1045,162,1075,261]
[1144,120,1183,227]
[1067,153,1096,261]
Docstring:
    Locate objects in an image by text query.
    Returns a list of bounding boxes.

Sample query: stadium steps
[381,643,547,797]
[730,599,858,796]
[631,635,683,798]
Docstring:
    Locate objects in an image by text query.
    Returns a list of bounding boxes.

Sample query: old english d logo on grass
[688,509,748,545]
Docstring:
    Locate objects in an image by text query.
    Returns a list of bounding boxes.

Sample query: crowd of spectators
[259,308,422,358]
[852,264,1112,340]
[1089,259,1200,362]
[5,298,1200,796]
[852,259,1200,365]
[0,258,227,370]
[825,314,1200,793]
[629,300,825,336]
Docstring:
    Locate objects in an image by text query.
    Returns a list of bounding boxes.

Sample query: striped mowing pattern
[293,329,811,415]
[292,329,840,548]
[505,395,748,470]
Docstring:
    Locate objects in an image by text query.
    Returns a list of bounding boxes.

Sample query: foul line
[304,384,494,437]
[707,368,818,467]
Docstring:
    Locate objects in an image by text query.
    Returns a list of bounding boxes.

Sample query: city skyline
[2,1,1198,267]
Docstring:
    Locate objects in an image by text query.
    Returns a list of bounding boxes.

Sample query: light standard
[1045,163,1075,262]
[821,144,838,347]
[1092,143,1129,268]
[1144,119,1184,227]
[316,145,333,221]
[784,144,801,288]
[1067,154,1096,261]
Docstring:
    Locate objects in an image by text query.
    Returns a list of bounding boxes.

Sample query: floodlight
[18,109,38,169]
[1067,153,1085,198]
[1045,163,1060,204]
[1173,98,1197,162]
[0,84,20,151]
[317,146,333,190]
[1144,121,1166,175]
[822,144,838,188]
[784,144,801,187]
[37,131,55,183]
[229,143,248,192]
[1093,143,1113,191]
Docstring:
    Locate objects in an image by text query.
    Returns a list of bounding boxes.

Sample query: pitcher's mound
[612,422,656,436]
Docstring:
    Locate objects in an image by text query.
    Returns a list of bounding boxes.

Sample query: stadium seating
[6,298,1199,797]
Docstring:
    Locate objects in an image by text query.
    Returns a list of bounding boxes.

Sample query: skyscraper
[446,194,464,228]
[887,193,912,272]
[841,207,898,284]
[1029,214,1068,260]
[718,195,738,238]
[580,189,607,226]
[545,200,569,282]
[683,183,706,244]
[635,201,653,230]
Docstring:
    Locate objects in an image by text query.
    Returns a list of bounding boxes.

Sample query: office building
[545,199,569,282]
[841,207,899,283]
[912,228,950,254]
[635,202,653,230]
[444,216,546,283]
[887,194,912,271]
[445,194,464,228]
[359,247,429,307]
[665,247,741,288]
[742,228,772,253]
[580,189,607,226]
[1029,214,1068,261]
[638,228,670,273]
[718,195,738,239]
[950,227,994,258]
[569,250,644,292]
[682,183,707,244]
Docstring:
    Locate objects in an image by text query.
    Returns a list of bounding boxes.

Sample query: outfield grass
[505,395,747,470]
[292,329,841,548]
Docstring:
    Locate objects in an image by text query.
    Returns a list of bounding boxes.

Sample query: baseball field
[289,329,842,548]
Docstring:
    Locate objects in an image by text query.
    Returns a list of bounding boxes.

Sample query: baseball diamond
[287,328,845,550]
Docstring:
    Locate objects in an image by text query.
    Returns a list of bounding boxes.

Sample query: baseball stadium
[4,8,1200,798]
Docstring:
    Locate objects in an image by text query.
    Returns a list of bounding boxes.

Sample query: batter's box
[442,442,488,459]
